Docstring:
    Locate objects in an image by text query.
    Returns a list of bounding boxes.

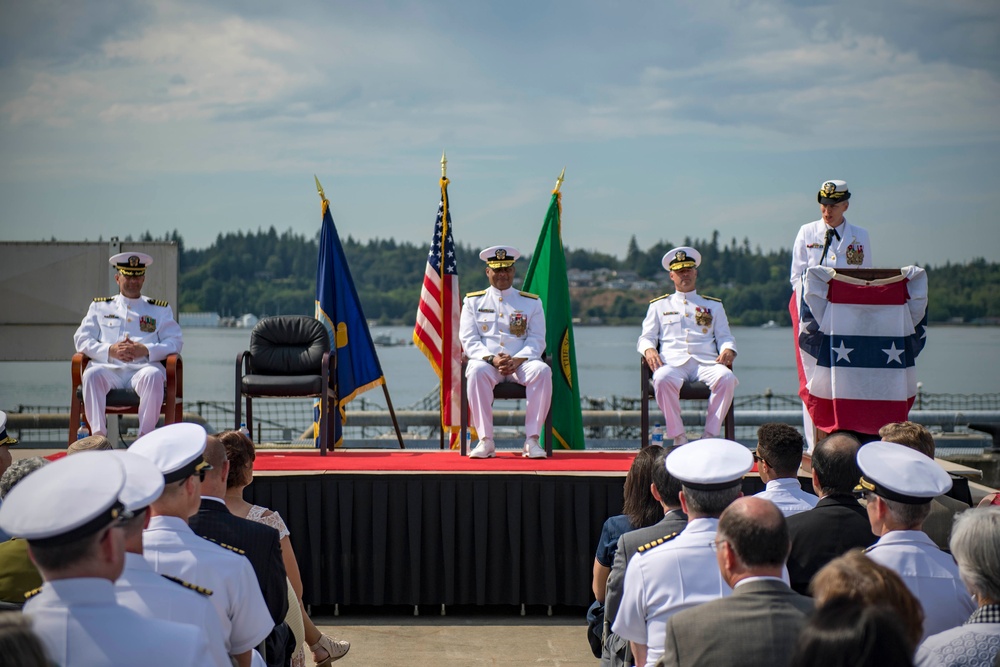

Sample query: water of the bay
[2,326,999,410]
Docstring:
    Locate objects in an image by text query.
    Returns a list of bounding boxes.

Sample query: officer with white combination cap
[112,450,233,667]
[0,410,17,541]
[459,245,552,458]
[859,440,976,638]
[131,423,274,666]
[613,439,753,667]
[638,247,738,446]
[0,451,214,666]
[73,251,183,439]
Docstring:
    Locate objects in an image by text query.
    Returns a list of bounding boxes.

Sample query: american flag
[413,178,461,446]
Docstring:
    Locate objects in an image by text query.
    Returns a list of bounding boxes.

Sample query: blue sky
[1,0,997,268]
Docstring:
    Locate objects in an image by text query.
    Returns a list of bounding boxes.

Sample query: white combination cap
[113,450,166,512]
[666,438,753,490]
[479,245,520,268]
[817,180,851,204]
[109,251,153,276]
[0,451,128,546]
[0,410,16,446]
[857,440,952,504]
[662,247,701,272]
[130,423,212,484]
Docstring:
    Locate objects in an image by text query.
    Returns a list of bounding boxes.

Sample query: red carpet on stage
[253,449,637,472]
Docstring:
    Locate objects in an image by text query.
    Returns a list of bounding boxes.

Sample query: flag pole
[553,167,565,194]
[315,177,337,455]
[439,151,447,450]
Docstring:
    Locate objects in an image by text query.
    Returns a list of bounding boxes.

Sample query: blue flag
[314,196,385,448]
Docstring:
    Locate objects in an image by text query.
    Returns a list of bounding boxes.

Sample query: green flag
[522,189,586,450]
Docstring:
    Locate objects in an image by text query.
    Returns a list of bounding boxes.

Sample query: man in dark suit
[657,497,812,667]
[785,432,876,594]
[603,448,687,667]
[188,436,291,667]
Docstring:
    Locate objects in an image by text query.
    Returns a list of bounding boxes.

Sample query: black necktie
[821,227,840,264]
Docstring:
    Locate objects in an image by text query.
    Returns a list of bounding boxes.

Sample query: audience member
[188,435,292,667]
[790,597,914,667]
[66,433,113,454]
[131,423,273,667]
[220,429,351,666]
[785,432,875,594]
[752,423,816,516]
[879,421,970,549]
[859,441,976,638]
[604,447,688,667]
[613,439,752,667]
[0,611,51,667]
[0,451,213,666]
[0,457,47,604]
[112,450,232,667]
[916,507,1000,666]
[657,496,812,667]
[811,550,925,650]
[0,411,17,543]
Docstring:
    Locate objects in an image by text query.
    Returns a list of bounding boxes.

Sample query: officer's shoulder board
[93,295,115,303]
[162,573,213,596]
[649,293,671,304]
[24,586,43,600]
[145,297,170,307]
[465,289,487,298]
[636,532,679,554]
[206,538,246,555]
[518,291,539,299]
[701,295,722,303]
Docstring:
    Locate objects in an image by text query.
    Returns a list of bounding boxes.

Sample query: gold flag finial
[314,175,327,203]
[553,167,566,194]
[441,151,448,179]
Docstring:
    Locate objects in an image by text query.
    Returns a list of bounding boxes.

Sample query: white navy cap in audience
[130,423,212,484]
[479,245,520,268]
[0,451,129,546]
[113,450,166,512]
[109,251,153,276]
[857,440,952,503]
[0,410,17,446]
[662,247,701,272]
[666,438,753,490]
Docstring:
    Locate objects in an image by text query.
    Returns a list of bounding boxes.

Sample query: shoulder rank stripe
[465,289,487,298]
[24,586,42,600]
[206,538,246,555]
[93,296,115,302]
[162,574,213,596]
[518,291,539,299]
[636,532,679,553]
[701,295,722,302]
[145,297,169,307]
[649,293,671,303]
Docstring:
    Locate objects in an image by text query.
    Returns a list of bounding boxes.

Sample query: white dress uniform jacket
[866,530,976,638]
[142,515,273,655]
[753,479,819,517]
[73,294,183,436]
[790,218,872,286]
[115,552,232,667]
[612,518,731,667]
[459,286,551,441]
[24,577,214,667]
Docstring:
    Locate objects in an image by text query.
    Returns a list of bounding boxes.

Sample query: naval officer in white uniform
[0,451,214,667]
[131,423,274,667]
[112,450,232,667]
[859,441,976,639]
[459,245,552,459]
[790,180,872,449]
[73,251,183,438]
[612,438,752,667]
[638,247,738,446]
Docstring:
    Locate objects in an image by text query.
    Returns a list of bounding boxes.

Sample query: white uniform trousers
[651,358,737,439]
[465,359,552,440]
[82,363,165,436]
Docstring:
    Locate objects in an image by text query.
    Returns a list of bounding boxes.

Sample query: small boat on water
[373,332,410,347]
[760,320,780,329]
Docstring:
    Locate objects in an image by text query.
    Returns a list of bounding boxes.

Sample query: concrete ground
[311,612,597,666]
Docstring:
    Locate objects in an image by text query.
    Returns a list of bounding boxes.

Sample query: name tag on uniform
[478,308,495,313]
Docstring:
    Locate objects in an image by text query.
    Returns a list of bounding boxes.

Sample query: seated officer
[73,252,183,439]
[637,247,737,446]
[459,245,552,459]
